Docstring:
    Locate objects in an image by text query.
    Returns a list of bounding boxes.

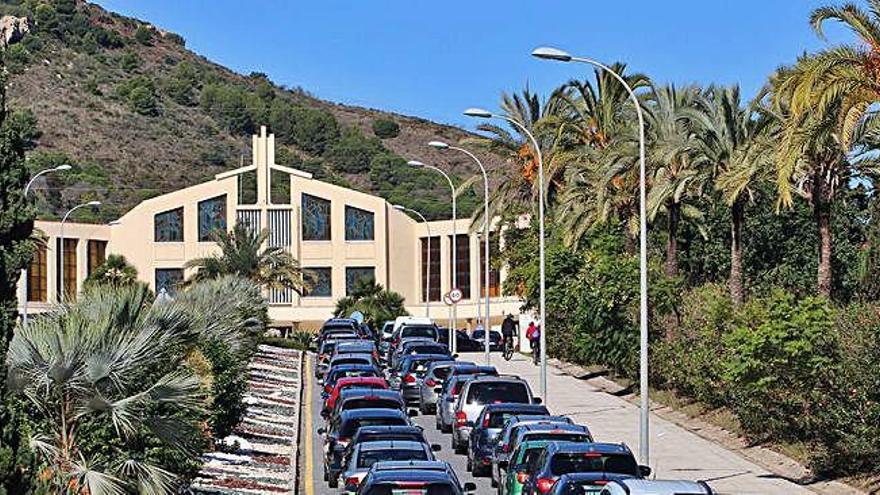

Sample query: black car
[521,442,647,495]
[467,403,551,477]
[472,329,503,352]
[356,460,476,494]
[349,425,430,449]
[318,408,411,488]
[437,329,484,352]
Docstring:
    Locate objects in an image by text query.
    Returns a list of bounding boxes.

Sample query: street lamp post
[462,109,546,399]
[60,200,101,302]
[409,160,458,354]
[393,205,432,318]
[428,141,491,365]
[21,164,72,327]
[532,46,650,465]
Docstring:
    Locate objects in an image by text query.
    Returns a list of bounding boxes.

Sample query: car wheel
[328,474,338,489]
[322,466,328,481]
[466,456,472,472]
[435,416,442,430]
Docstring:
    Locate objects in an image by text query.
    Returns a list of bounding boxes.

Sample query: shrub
[200,83,260,135]
[324,127,385,173]
[134,25,153,45]
[127,85,159,116]
[372,118,400,139]
[118,50,141,71]
[269,101,339,155]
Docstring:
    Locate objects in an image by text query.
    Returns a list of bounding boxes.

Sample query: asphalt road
[301,354,494,495]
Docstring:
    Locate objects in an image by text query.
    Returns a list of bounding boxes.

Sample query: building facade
[16,127,522,330]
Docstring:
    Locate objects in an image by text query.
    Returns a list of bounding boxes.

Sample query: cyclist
[501,313,517,359]
[526,321,541,365]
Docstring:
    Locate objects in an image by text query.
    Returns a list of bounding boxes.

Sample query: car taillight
[455,411,467,427]
[536,477,555,493]
[516,472,529,484]
[324,384,332,393]
[345,476,360,488]
[403,374,416,384]
[337,437,349,447]
[425,378,436,387]
[482,416,490,428]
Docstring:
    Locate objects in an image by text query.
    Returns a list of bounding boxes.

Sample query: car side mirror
[452,353,459,359]
[532,397,542,404]
[497,460,508,469]
[463,482,477,493]
[639,465,652,478]
[317,427,326,435]
[320,410,330,420]
[408,409,419,417]
[431,443,442,452]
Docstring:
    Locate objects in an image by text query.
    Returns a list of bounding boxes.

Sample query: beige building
[16,127,522,330]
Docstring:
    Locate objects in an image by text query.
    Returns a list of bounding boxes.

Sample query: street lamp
[428,140,492,365]
[532,45,650,465]
[21,163,72,328]
[60,200,101,302]
[393,204,432,318]
[409,160,458,353]
[462,109,547,397]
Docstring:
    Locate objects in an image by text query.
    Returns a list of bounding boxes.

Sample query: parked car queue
[313,315,715,495]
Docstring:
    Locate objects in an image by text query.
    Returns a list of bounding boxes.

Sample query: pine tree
[0,66,38,494]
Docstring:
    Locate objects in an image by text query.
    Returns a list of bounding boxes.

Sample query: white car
[598,479,714,495]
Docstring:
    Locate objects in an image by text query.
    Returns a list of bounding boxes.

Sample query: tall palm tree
[645,84,708,277]
[185,222,308,294]
[686,85,775,304]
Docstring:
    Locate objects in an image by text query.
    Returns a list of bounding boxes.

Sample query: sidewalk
[482,352,847,495]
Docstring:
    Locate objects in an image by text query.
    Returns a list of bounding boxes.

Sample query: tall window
[155,268,184,297]
[420,236,441,302]
[198,195,227,242]
[449,234,470,299]
[302,194,331,240]
[237,170,257,205]
[304,267,332,297]
[87,240,107,276]
[345,206,374,241]
[479,237,501,297]
[345,267,375,296]
[55,238,78,300]
[155,207,184,242]
[27,244,47,302]
[270,169,291,204]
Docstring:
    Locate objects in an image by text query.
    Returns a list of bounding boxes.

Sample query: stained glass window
[305,267,332,297]
[345,267,375,296]
[155,268,184,297]
[302,193,331,241]
[420,237,441,302]
[449,234,470,299]
[198,195,227,241]
[155,207,184,242]
[345,206,374,241]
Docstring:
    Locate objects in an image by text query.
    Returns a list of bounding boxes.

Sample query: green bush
[118,50,141,71]
[117,76,159,116]
[200,83,263,135]
[372,118,400,139]
[324,126,385,173]
[269,101,339,155]
[134,25,153,45]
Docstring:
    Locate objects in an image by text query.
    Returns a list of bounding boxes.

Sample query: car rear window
[466,382,530,405]
[357,448,428,468]
[518,446,545,471]
[321,342,337,354]
[401,325,438,339]
[360,433,424,444]
[342,398,400,411]
[341,417,407,437]
[333,370,379,381]
[549,453,638,476]
[410,344,447,355]
[364,483,455,495]
[488,412,520,428]
[523,432,591,445]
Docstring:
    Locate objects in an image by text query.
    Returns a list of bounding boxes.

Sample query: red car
[323,376,389,412]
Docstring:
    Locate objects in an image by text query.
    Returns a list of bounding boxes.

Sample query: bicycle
[530,339,540,365]
[502,336,515,361]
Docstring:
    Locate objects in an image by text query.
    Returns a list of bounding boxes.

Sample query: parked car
[472,329,503,351]
[348,425,431,451]
[417,361,477,414]
[467,403,550,478]
[391,338,451,369]
[521,442,644,495]
[334,340,379,362]
[322,364,382,393]
[326,389,406,421]
[597,479,714,495]
[505,424,594,473]
[316,338,359,378]
[326,353,379,378]
[436,368,498,433]
[389,354,454,405]
[438,329,484,352]
[341,440,436,493]
[452,375,540,454]
[356,461,476,495]
[546,472,639,495]
[493,416,575,488]
[318,408,411,488]
[498,439,556,495]
[323,376,389,412]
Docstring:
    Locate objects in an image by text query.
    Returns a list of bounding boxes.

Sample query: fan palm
[5,283,204,495]
[645,84,708,277]
[185,222,308,294]
[686,85,776,304]
[334,279,408,327]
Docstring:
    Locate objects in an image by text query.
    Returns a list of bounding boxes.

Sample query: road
[300,354,493,495]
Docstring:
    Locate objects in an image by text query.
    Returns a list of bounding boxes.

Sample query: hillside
[0,0,489,223]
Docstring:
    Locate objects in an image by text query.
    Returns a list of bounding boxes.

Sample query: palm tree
[645,84,708,277]
[6,283,204,494]
[334,279,408,327]
[85,254,138,287]
[686,85,775,304]
[185,222,308,294]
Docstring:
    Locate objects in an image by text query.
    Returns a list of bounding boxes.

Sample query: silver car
[435,367,497,433]
[598,479,714,495]
[339,440,435,494]
[417,361,476,414]
[451,376,539,454]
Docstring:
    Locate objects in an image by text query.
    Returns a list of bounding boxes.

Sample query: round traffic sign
[448,288,463,303]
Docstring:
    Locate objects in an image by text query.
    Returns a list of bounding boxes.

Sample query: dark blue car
[467,403,550,478]
[356,460,476,494]
[521,442,648,495]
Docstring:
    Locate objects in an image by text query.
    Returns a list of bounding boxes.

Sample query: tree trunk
[729,197,745,306]
[815,187,833,299]
[665,202,680,277]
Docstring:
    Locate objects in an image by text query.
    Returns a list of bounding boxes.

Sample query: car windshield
[342,383,385,393]
[401,325,438,339]
[333,370,378,381]
[364,483,455,495]
[357,449,428,468]
[360,433,423,444]
[549,453,638,476]
[433,367,453,380]
[335,357,370,366]
[342,399,400,411]
[523,433,591,446]
[340,417,407,437]
[466,382,530,405]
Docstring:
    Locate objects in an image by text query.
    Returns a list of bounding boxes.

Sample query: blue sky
[96,1,853,129]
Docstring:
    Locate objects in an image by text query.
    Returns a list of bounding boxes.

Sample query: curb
[291,350,305,494]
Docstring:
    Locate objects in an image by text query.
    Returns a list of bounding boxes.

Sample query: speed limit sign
[448,287,463,304]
